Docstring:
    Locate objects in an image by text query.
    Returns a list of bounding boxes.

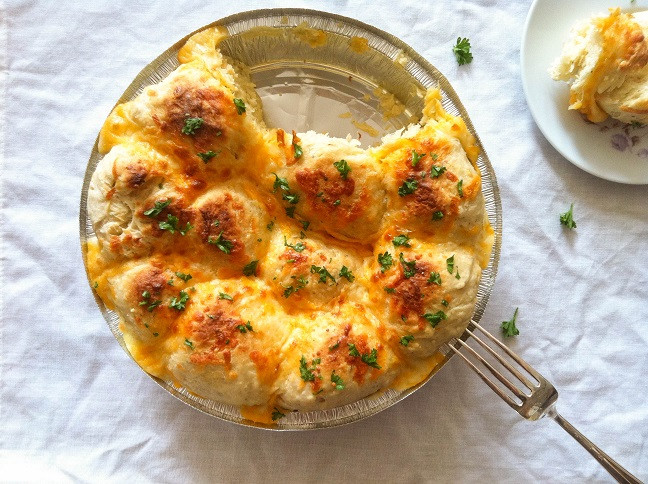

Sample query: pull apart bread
[87,28,493,418]
[551,8,648,124]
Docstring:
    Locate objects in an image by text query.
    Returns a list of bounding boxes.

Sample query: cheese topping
[87,27,493,420]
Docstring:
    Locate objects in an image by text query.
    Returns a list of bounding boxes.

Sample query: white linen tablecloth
[1,1,646,482]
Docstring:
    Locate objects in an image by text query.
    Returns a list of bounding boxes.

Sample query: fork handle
[548,408,641,483]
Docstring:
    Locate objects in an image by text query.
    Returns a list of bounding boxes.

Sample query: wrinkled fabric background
[1,1,647,482]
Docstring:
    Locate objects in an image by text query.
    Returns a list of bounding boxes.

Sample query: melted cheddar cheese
[86,27,493,422]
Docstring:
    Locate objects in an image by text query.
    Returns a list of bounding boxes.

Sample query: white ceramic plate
[521,0,648,185]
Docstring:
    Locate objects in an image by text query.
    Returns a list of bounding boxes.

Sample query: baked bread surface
[87,27,493,416]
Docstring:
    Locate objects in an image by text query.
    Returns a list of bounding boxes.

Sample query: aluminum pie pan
[79,8,502,430]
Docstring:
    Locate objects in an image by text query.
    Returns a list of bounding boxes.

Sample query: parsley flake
[501,308,520,337]
[446,255,455,274]
[331,371,345,390]
[432,211,444,220]
[384,287,396,294]
[423,310,447,327]
[208,231,234,254]
[399,252,417,279]
[144,199,172,217]
[300,220,310,230]
[184,339,194,350]
[284,236,305,253]
[218,292,233,301]
[411,150,426,167]
[339,265,355,282]
[233,98,246,115]
[271,408,285,421]
[348,343,381,369]
[169,290,189,311]
[237,321,254,333]
[283,276,308,298]
[457,179,464,198]
[243,260,258,276]
[400,335,415,347]
[392,234,411,247]
[441,299,449,307]
[378,252,393,272]
[333,159,351,179]
[266,220,275,231]
[430,165,446,178]
[197,150,220,163]
[175,271,192,282]
[272,173,290,192]
[428,271,442,285]
[310,265,336,284]
[159,214,179,233]
[293,143,303,159]
[398,178,419,196]
[182,116,204,135]
[299,356,320,382]
[559,203,577,229]
[453,37,473,65]
[282,192,300,204]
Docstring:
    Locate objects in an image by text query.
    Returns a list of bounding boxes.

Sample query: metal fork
[444,321,642,484]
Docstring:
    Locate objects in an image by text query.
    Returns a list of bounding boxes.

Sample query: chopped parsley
[398,178,418,196]
[233,98,246,115]
[455,269,461,280]
[333,199,341,206]
[331,371,345,390]
[299,356,320,382]
[184,338,194,350]
[427,271,442,285]
[283,275,308,298]
[175,272,192,282]
[293,142,303,159]
[300,220,310,230]
[423,310,447,327]
[169,290,189,311]
[339,265,355,282]
[93,281,99,289]
[144,199,172,217]
[197,150,220,163]
[559,203,577,229]
[310,265,336,284]
[159,214,192,235]
[329,342,340,351]
[432,211,444,220]
[349,344,381,369]
[266,220,275,231]
[218,292,233,301]
[430,165,446,178]
[399,252,417,279]
[378,251,393,272]
[453,37,473,65]
[501,308,520,337]
[272,173,290,193]
[431,153,439,161]
[411,150,426,167]
[139,291,162,312]
[282,192,300,204]
[333,159,351,179]
[208,231,234,254]
[242,260,258,276]
[400,335,415,347]
[237,321,254,333]
[299,231,306,239]
[284,236,305,252]
[271,408,285,421]
[384,287,395,294]
[441,299,449,307]
[457,179,464,198]
[182,116,204,135]
[392,234,411,247]
[285,206,297,218]
[446,255,455,274]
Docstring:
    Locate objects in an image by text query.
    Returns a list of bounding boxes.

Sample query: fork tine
[464,327,537,392]
[446,343,520,409]
[452,337,527,401]
[470,321,544,383]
